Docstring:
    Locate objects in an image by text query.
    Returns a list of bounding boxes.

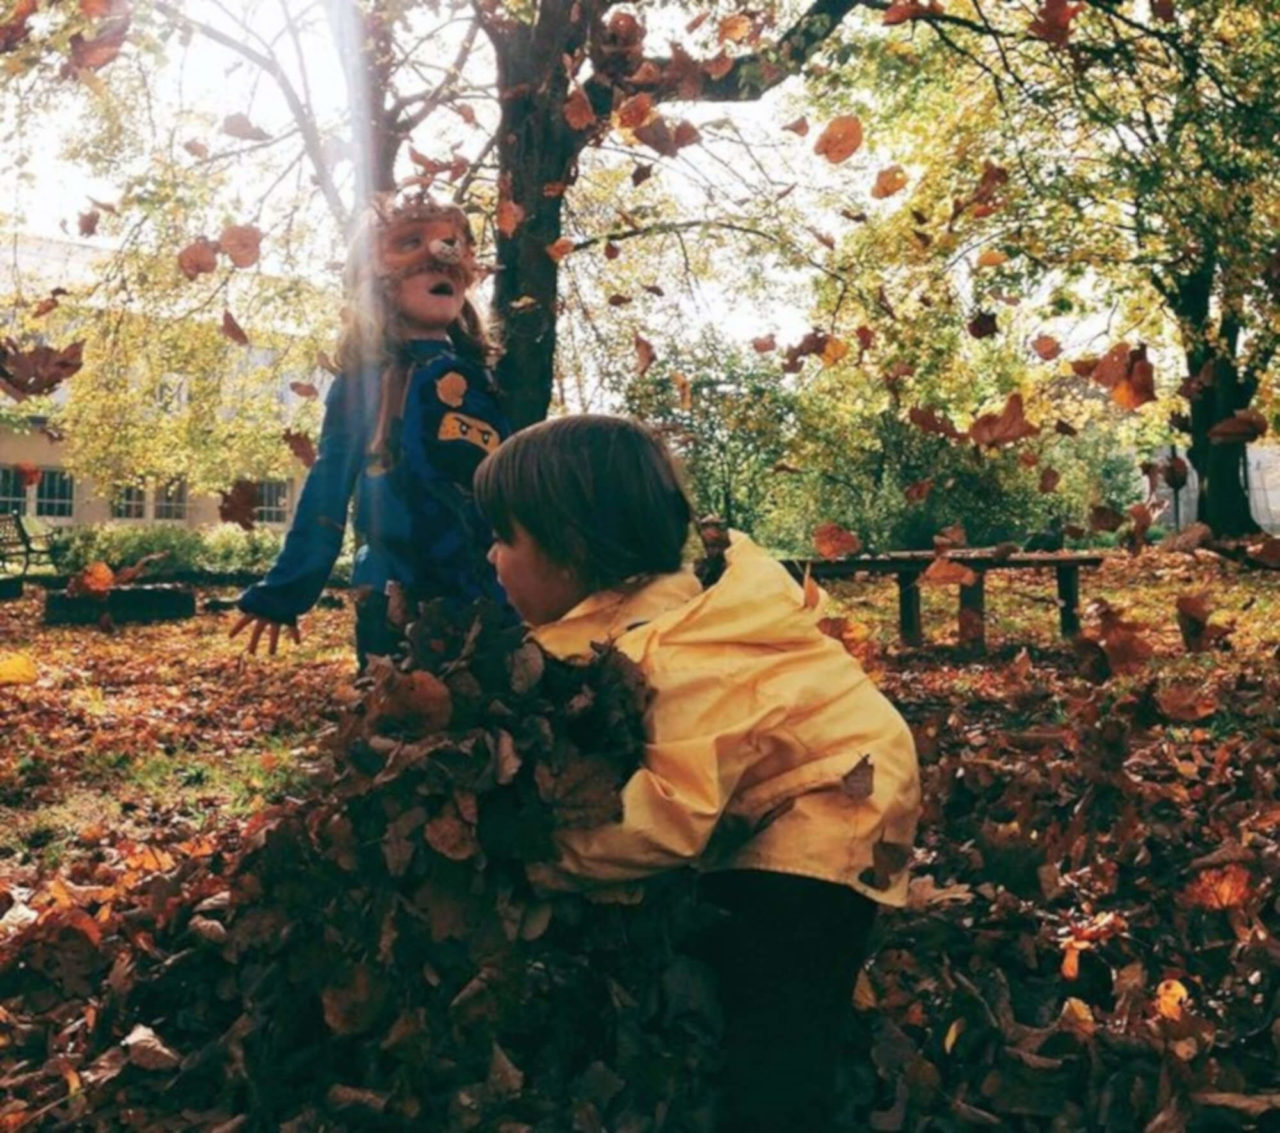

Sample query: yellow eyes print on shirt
[438,411,499,454]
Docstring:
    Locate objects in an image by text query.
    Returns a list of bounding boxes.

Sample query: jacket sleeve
[551,672,768,884]
[237,374,364,623]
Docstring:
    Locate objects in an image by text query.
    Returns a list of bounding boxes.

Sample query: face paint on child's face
[377,212,477,335]
[488,523,589,627]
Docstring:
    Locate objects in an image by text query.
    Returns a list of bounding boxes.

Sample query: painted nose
[428,236,463,264]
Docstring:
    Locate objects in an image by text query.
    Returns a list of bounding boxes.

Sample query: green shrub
[199,525,285,573]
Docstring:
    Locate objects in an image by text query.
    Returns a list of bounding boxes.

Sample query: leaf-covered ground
[1,552,1278,1130]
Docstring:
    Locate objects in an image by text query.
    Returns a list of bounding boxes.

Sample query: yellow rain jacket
[534,533,921,906]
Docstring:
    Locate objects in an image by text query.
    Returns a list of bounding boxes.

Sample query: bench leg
[896,573,923,646]
[959,574,986,653]
[1056,566,1081,637]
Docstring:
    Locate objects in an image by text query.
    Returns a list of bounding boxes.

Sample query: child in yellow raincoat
[474,414,921,1132]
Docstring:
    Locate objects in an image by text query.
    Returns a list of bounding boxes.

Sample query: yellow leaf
[1156,979,1189,1020]
[672,371,692,411]
[0,652,37,686]
[944,1018,964,1053]
[820,336,849,366]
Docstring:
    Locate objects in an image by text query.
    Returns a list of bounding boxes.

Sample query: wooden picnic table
[782,549,1106,651]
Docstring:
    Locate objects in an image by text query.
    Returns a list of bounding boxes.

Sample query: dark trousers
[354,590,399,671]
[697,870,877,1133]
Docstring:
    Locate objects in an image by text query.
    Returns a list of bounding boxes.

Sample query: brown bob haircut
[474,414,693,592]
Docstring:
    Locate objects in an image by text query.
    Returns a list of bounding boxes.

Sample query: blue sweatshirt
[237,339,509,623]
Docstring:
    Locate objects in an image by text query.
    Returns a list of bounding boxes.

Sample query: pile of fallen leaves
[0,598,720,1131]
[2,551,1279,1131]
[853,635,1280,1132]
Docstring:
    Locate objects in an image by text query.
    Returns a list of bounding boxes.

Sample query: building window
[111,485,146,519]
[35,470,74,518]
[155,479,188,521]
[255,479,290,525]
[0,467,28,515]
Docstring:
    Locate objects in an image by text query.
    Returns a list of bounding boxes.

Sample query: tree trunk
[1186,354,1260,537]
[488,5,596,430]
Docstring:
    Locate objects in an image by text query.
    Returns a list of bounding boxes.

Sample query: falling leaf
[752,334,776,353]
[967,311,998,339]
[813,115,863,164]
[563,86,596,131]
[183,139,208,159]
[545,238,575,262]
[1089,504,1125,533]
[871,165,908,199]
[291,381,319,398]
[969,393,1040,447]
[603,241,621,260]
[65,20,128,74]
[976,249,1009,269]
[219,224,262,269]
[177,238,219,281]
[1162,456,1189,490]
[905,478,933,502]
[920,558,979,587]
[631,163,653,187]
[607,293,632,307]
[1152,0,1175,20]
[634,333,654,377]
[782,116,809,136]
[78,209,100,237]
[616,93,654,130]
[221,309,250,346]
[908,406,964,441]
[820,336,849,366]
[1155,979,1189,1020]
[642,283,664,297]
[0,339,85,400]
[1175,593,1232,652]
[219,480,259,531]
[813,521,862,560]
[883,0,942,24]
[283,430,317,468]
[1039,468,1060,494]
[672,371,692,411]
[495,199,525,238]
[1208,410,1267,444]
[222,113,270,142]
[718,13,753,42]
[1030,0,1083,46]
[1032,334,1062,361]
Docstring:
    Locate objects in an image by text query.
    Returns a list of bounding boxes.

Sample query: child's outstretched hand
[229,614,302,656]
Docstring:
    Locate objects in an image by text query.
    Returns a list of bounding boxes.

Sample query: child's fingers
[289,624,302,646]
[268,623,281,656]
[228,614,252,639]
[247,619,266,655]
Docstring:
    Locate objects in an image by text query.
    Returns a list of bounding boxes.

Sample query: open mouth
[429,280,456,297]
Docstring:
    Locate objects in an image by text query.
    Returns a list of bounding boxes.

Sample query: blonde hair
[334,196,500,374]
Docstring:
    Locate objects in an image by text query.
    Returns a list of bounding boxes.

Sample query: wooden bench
[783,550,1106,651]
[0,512,55,598]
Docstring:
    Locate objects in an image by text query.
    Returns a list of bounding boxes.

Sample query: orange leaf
[290,381,318,398]
[969,393,1040,447]
[563,86,596,131]
[718,13,753,42]
[1208,410,1267,444]
[672,371,692,411]
[752,334,777,353]
[219,224,262,269]
[920,557,978,587]
[904,478,932,502]
[813,521,862,560]
[782,116,809,137]
[871,164,908,199]
[634,333,655,377]
[1031,334,1061,361]
[495,199,525,238]
[15,461,39,489]
[883,0,942,24]
[813,115,863,164]
[177,237,218,281]
[1182,864,1252,910]
[616,92,655,130]
[545,237,575,262]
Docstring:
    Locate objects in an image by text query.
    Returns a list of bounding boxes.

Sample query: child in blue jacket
[231,192,510,666]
